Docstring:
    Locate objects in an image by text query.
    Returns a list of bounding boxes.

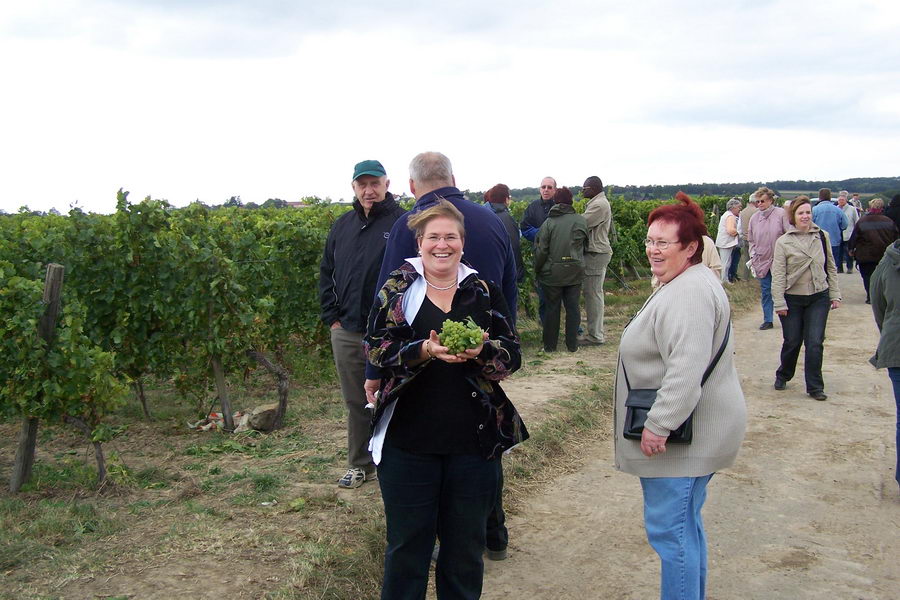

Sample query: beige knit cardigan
[614,264,747,478]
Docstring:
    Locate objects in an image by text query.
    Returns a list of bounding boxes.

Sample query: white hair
[409,152,454,187]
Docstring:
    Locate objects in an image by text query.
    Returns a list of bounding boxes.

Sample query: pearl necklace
[424,277,457,291]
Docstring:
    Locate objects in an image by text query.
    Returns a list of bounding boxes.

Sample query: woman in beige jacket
[771,196,842,400]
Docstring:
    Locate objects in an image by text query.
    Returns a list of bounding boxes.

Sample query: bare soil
[482,272,900,599]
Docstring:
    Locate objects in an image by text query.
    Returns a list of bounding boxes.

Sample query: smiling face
[645,220,698,285]
[417,216,464,280]
[793,202,812,231]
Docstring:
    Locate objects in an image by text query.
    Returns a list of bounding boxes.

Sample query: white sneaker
[337,467,372,489]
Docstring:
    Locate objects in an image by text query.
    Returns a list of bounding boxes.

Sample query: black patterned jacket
[364,261,528,459]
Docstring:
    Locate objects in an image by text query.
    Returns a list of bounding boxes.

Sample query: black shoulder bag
[622,319,732,444]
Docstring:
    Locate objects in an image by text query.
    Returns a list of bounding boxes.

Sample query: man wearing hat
[319,159,405,488]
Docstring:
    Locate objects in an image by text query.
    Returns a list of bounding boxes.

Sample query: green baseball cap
[352,159,386,180]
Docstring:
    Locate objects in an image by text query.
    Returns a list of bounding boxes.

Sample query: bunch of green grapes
[439,317,485,354]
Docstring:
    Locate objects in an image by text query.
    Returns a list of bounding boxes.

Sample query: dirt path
[483,273,899,600]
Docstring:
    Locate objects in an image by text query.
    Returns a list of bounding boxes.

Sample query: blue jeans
[838,240,854,271]
[759,272,774,323]
[727,245,740,282]
[889,368,900,487]
[640,474,714,600]
[776,290,830,393]
[378,443,499,600]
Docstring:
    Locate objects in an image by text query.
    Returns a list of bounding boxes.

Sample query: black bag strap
[818,231,830,276]
[622,317,732,391]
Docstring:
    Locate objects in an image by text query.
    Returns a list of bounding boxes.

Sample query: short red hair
[647,192,708,265]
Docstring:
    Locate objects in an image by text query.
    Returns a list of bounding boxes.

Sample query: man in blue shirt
[812,188,847,260]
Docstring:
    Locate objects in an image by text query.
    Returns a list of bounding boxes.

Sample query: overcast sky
[2,0,899,214]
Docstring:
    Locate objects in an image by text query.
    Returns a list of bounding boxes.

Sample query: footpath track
[482,272,899,600]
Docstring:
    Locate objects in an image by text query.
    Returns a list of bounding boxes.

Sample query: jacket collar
[414,186,464,209]
[549,203,575,216]
[353,191,398,221]
[886,241,900,270]
[784,223,821,235]
[405,256,479,282]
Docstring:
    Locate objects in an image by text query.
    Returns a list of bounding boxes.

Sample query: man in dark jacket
[520,177,557,242]
[485,183,524,282]
[520,176,557,322]
[885,194,900,232]
[368,151,518,562]
[319,159,404,489]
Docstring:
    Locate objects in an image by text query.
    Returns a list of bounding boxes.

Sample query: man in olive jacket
[534,187,588,352]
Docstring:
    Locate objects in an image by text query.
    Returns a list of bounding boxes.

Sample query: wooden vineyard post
[211,355,235,432]
[207,300,235,432]
[9,263,64,493]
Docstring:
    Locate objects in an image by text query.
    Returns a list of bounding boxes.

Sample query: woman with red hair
[615,192,747,600]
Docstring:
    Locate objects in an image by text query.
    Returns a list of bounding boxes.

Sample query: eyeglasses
[540,185,555,190]
[644,238,680,250]
[421,234,461,243]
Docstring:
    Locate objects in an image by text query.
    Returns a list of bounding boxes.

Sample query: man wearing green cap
[319,159,405,489]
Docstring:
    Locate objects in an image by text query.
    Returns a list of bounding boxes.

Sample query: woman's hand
[455,331,488,361]
[641,428,669,458]
[776,309,788,317]
[831,300,841,310]
[425,330,467,363]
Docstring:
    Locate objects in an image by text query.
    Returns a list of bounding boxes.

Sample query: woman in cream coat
[771,196,841,401]
[615,192,746,600]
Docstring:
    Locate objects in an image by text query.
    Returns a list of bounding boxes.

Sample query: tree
[262,198,287,209]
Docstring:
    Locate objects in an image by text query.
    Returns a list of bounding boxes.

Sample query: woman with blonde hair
[365,200,527,599]
[848,197,899,303]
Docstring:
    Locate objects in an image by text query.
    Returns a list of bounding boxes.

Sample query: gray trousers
[330,327,375,473]
[583,252,611,343]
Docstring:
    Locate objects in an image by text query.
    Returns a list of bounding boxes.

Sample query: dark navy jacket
[367,186,518,379]
[520,197,555,242]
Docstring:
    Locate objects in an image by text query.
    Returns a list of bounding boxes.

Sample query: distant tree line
[468,176,900,204]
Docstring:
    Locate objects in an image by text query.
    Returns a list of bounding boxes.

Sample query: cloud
[2,0,899,214]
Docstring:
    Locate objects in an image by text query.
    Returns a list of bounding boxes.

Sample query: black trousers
[378,443,499,600]
[858,261,878,302]
[776,290,831,394]
[485,456,507,551]
[542,283,582,352]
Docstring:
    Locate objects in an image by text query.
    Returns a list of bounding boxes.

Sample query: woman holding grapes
[364,200,527,599]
